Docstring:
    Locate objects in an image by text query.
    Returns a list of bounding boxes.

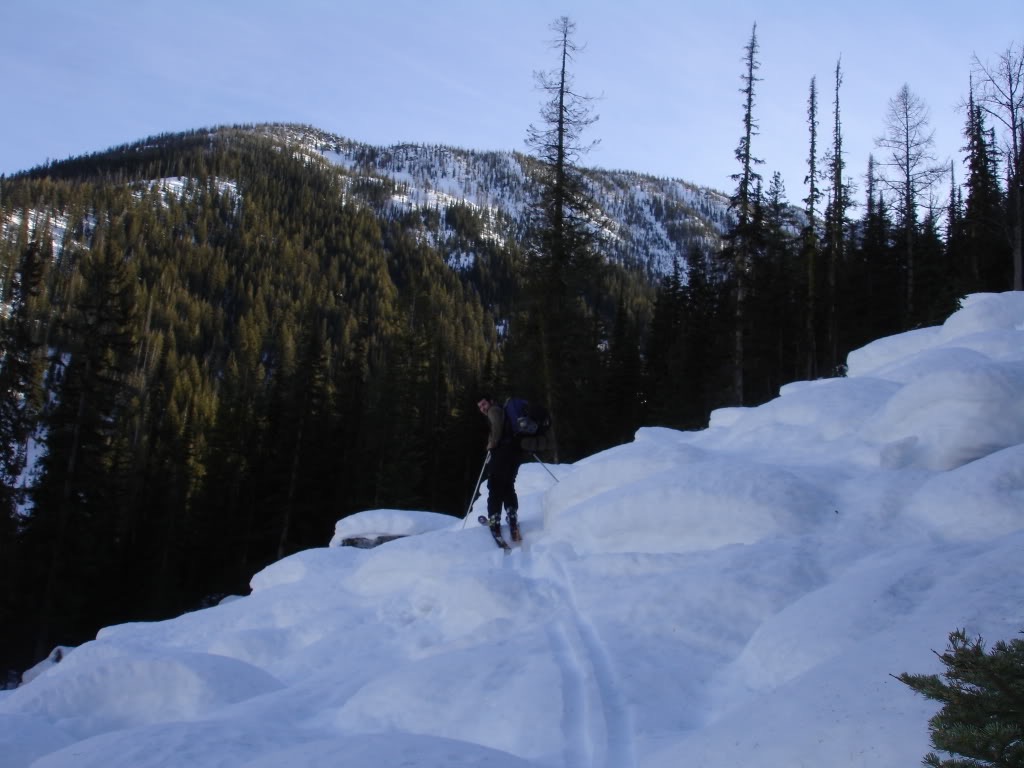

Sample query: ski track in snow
[544,618,593,768]
[515,543,637,768]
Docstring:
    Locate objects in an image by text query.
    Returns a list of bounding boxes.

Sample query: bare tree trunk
[876,84,943,326]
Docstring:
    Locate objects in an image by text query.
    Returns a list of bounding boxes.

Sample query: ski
[478,515,516,550]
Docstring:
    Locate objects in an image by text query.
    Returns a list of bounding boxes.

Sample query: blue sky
[2,0,1018,197]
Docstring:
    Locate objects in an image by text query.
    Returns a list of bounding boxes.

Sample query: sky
[2,0,1020,196]
[2,290,1023,767]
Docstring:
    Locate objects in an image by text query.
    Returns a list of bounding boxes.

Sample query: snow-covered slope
[2,292,1022,768]
[267,123,731,277]
[3,122,733,294]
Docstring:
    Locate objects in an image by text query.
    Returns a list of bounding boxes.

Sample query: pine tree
[971,44,1023,291]
[946,161,968,295]
[723,22,765,404]
[897,628,1024,768]
[916,202,959,326]
[849,155,900,348]
[821,59,850,372]
[600,294,643,448]
[26,234,140,656]
[752,171,800,396]
[520,15,606,461]
[959,87,1010,292]
[802,75,822,379]
[0,239,48,674]
[643,255,688,427]
[0,241,47,526]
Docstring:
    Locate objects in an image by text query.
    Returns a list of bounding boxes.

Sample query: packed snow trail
[513,541,637,768]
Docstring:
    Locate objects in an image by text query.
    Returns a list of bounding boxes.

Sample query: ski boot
[506,506,521,544]
[488,512,511,551]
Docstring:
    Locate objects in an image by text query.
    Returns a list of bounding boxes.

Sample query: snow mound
[3,292,1024,768]
[0,714,76,767]
[0,644,283,739]
[858,361,1024,470]
[329,508,455,546]
[905,443,1024,539]
[545,457,834,554]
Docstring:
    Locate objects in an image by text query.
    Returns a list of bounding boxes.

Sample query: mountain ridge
[9,121,733,279]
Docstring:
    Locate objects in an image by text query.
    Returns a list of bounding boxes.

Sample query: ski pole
[462,452,491,527]
[532,452,560,483]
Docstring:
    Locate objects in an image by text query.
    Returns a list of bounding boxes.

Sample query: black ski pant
[486,444,520,523]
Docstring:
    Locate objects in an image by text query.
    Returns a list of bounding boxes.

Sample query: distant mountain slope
[5,122,732,282]
[255,123,733,277]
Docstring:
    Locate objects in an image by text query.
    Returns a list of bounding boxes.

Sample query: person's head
[477,395,493,414]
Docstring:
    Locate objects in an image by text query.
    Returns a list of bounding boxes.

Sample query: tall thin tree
[823,59,850,370]
[724,22,764,404]
[521,15,605,461]
[802,76,821,379]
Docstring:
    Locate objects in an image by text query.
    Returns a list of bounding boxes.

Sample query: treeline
[0,133,497,673]
[646,31,1022,423]
[0,126,657,676]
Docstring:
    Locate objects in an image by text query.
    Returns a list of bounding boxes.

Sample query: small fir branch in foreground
[896,628,1024,768]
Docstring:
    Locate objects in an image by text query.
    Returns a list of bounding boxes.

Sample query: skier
[476,395,522,546]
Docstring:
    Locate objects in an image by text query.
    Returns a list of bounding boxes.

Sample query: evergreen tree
[821,59,851,372]
[751,171,800,397]
[945,161,968,295]
[0,240,48,673]
[600,294,644,448]
[519,15,606,461]
[644,246,731,429]
[644,254,686,425]
[723,22,765,404]
[802,75,822,379]
[25,233,140,657]
[854,155,902,345]
[971,44,1023,291]
[0,241,47,525]
[958,88,1010,292]
[897,628,1024,768]
[916,202,959,326]
[135,349,216,617]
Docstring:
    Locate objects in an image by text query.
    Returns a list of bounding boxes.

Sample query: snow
[327,508,454,547]
[2,291,1024,768]
[309,128,728,276]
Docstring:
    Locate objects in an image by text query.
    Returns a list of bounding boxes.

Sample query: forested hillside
[0,123,689,676]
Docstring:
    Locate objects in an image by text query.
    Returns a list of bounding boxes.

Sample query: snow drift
[1,292,1022,768]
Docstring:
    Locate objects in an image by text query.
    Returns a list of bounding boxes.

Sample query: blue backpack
[504,398,550,438]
